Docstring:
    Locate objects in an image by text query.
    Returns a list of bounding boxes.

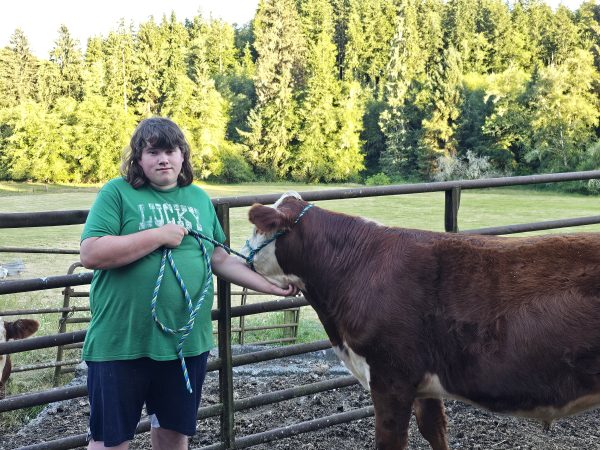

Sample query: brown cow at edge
[0,317,39,399]
[244,192,600,450]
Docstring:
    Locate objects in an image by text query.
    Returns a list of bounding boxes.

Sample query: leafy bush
[365,172,391,185]
[212,145,255,183]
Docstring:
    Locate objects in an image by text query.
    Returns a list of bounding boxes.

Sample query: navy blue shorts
[86,352,209,447]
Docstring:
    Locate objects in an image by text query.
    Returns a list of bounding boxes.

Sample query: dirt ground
[2,348,600,450]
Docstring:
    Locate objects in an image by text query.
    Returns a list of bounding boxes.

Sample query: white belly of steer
[416,372,600,423]
[333,344,371,390]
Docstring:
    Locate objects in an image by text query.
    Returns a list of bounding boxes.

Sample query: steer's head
[244,192,307,290]
[0,317,39,399]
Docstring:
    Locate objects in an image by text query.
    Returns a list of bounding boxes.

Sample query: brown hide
[0,318,39,399]
[247,195,600,450]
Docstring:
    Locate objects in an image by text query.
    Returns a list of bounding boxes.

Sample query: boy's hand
[160,224,188,248]
[275,284,300,297]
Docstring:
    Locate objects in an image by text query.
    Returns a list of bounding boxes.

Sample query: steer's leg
[370,380,414,450]
[413,398,449,450]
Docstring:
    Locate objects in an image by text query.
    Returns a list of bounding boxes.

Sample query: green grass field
[1,180,600,424]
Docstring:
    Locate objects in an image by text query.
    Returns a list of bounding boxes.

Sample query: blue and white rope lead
[151,229,213,394]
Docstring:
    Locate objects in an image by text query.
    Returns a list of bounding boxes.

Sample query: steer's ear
[249,204,294,233]
[5,319,39,340]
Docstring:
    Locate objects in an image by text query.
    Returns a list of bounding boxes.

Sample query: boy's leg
[88,440,130,450]
[150,427,188,450]
[146,352,210,447]
[86,359,150,448]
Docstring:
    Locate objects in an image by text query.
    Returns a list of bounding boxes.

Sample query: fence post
[216,203,235,449]
[444,187,461,233]
[54,262,84,386]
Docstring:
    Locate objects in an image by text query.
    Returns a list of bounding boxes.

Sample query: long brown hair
[121,117,194,188]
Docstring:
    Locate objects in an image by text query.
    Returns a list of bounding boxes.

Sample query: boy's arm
[80,224,187,270]
[211,247,298,296]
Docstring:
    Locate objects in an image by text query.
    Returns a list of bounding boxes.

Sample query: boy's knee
[88,439,129,450]
[151,426,188,450]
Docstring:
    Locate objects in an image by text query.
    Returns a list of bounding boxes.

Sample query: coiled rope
[151,229,219,393]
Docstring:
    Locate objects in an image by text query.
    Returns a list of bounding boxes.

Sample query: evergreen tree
[157,13,190,116]
[1,29,38,106]
[102,21,135,111]
[49,25,84,100]
[205,19,238,76]
[83,37,106,97]
[181,14,235,179]
[343,0,364,83]
[509,1,536,70]
[417,0,445,70]
[476,0,513,72]
[3,99,73,182]
[418,46,463,177]
[522,0,555,66]
[220,43,257,142]
[331,0,350,79]
[343,0,397,92]
[241,0,306,178]
[444,0,478,71]
[35,60,62,107]
[576,1,600,65]
[379,1,422,176]
[540,6,579,64]
[0,48,15,109]
[294,0,364,181]
[132,18,163,115]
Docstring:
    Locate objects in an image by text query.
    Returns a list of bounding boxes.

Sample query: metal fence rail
[2,170,600,449]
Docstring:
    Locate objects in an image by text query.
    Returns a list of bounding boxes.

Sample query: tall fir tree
[157,12,190,117]
[82,37,106,98]
[576,1,600,79]
[242,0,306,178]
[102,21,135,111]
[132,18,164,115]
[294,0,364,181]
[205,19,238,76]
[379,0,422,176]
[444,0,478,71]
[178,15,233,179]
[1,29,38,106]
[475,0,513,73]
[418,45,463,177]
[49,25,84,100]
[343,0,398,93]
[330,0,350,80]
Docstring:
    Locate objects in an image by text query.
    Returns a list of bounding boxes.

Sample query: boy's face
[139,146,184,190]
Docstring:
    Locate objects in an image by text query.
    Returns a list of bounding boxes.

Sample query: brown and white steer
[0,317,39,399]
[244,192,600,450]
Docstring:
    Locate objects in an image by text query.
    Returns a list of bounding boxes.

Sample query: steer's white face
[243,192,306,290]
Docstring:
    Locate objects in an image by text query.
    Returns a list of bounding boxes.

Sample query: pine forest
[1,0,600,188]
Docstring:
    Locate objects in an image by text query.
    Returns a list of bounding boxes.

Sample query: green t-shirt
[81,178,226,361]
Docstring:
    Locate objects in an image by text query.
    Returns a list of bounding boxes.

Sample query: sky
[1,1,260,58]
[0,0,588,59]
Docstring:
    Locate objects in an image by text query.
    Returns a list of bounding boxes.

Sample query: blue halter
[244,203,314,271]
